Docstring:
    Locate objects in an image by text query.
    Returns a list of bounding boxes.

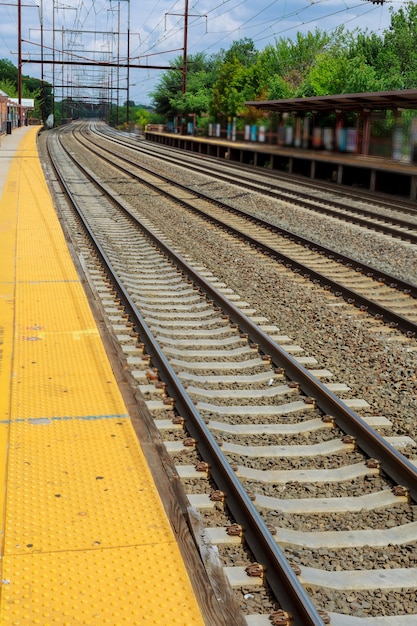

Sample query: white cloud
[0,0,412,105]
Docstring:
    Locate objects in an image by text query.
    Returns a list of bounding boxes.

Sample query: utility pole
[40,0,44,123]
[18,0,22,125]
[166,1,206,96]
[116,1,120,125]
[182,0,188,94]
[52,0,55,123]
[13,0,40,126]
[164,0,206,133]
[126,0,130,126]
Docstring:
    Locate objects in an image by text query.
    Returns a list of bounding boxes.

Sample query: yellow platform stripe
[0,128,205,625]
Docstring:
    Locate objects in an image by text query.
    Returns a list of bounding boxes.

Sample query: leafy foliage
[149,4,417,124]
[4,1,417,126]
[0,59,53,120]
[0,59,18,85]
[0,78,17,97]
[377,3,417,89]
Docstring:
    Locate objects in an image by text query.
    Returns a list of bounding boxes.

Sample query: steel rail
[85,124,417,284]
[141,127,417,214]
[46,130,326,626]
[92,122,417,240]
[74,126,417,337]
[83,123,417,287]
[52,128,417,506]
[48,127,417,624]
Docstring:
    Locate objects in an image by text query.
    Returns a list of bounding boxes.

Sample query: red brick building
[0,90,34,132]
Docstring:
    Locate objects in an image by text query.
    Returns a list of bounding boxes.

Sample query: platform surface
[0,127,205,624]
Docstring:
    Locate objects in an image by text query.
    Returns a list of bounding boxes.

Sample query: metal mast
[182,0,188,94]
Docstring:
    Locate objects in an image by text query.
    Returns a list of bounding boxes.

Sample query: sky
[0,0,412,105]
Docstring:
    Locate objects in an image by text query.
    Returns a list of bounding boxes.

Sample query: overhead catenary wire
[0,0,407,106]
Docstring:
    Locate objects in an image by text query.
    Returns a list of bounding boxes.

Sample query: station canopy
[245,89,417,113]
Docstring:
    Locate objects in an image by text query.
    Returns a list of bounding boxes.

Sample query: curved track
[95,123,417,241]
[43,123,417,626]
[75,122,417,337]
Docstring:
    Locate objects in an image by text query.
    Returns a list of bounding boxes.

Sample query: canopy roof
[245,89,417,114]
[9,97,34,109]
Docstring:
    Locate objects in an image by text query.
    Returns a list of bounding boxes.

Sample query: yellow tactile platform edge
[0,127,205,625]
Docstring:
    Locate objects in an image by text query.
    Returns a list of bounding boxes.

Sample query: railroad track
[43,124,417,625]
[91,122,417,243]
[69,122,417,336]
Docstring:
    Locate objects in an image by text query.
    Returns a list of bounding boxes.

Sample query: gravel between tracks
[41,128,417,620]
[51,130,417,444]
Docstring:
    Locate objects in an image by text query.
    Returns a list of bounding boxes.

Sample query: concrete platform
[0,126,206,625]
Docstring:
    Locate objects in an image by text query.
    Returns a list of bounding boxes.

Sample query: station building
[0,89,34,133]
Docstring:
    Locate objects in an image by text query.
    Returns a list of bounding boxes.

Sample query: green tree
[351,31,383,69]
[265,76,292,100]
[149,64,183,117]
[170,54,217,116]
[304,52,348,96]
[376,3,417,89]
[258,29,333,98]
[0,59,18,85]
[344,55,384,93]
[209,41,262,120]
[135,107,151,130]
[211,57,261,119]
[0,78,17,96]
[0,59,53,121]
[307,50,383,96]
[148,4,417,126]
[150,52,219,118]
[222,38,259,67]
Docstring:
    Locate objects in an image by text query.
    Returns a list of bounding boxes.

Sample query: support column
[370,169,376,192]
[335,111,344,151]
[337,164,343,185]
[277,113,283,145]
[410,175,417,201]
[361,110,371,156]
[310,160,316,179]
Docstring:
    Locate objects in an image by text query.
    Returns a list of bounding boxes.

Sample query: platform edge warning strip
[0,127,205,625]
